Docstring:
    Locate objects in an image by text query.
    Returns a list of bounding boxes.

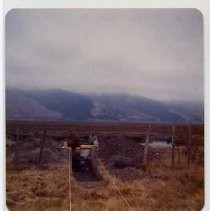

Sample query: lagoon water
[140,141,171,148]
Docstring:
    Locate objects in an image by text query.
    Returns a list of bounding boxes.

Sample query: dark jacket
[72,151,85,170]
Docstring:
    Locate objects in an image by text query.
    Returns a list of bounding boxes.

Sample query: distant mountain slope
[89,94,186,122]
[24,89,93,121]
[163,101,204,123]
[6,89,204,123]
[6,89,63,120]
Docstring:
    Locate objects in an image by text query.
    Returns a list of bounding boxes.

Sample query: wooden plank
[38,130,47,164]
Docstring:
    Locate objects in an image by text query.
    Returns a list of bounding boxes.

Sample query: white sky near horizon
[5,9,203,101]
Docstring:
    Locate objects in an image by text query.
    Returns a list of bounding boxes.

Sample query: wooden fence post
[187,124,192,167]
[143,124,151,169]
[192,137,198,162]
[14,128,20,169]
[177,147,181,164]
[171,126,175,167]
[38,130,47,164]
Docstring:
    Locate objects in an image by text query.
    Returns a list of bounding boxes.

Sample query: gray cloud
[5,9,203,101]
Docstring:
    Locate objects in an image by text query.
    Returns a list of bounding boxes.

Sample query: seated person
[72,146,87,171]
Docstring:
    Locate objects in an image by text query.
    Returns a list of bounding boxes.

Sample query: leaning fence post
[143,124,151,169]
[187,124,192,167]
[14,128,20,169]
[38,130,47,164]
[171,126,175,167]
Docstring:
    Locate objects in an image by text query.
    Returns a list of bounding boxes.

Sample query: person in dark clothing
[72,147,86,171]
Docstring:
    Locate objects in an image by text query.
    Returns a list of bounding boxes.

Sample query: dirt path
[73,170,105,189]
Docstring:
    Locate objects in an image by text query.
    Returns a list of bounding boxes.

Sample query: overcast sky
[6,9,203,101]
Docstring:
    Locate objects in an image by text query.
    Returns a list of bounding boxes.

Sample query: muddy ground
[6,132,169,182]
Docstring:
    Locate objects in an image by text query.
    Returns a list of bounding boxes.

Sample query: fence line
[11,123,203,170]
[139,124,202,169]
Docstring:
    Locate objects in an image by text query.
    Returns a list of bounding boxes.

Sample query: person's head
[74,146,81,153]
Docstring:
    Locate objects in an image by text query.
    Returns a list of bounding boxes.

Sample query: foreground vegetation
[7,147,204,211]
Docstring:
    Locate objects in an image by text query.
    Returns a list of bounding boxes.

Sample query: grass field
[6,121,204,211]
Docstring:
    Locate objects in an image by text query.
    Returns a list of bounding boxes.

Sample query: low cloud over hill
[6,89,203,123]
